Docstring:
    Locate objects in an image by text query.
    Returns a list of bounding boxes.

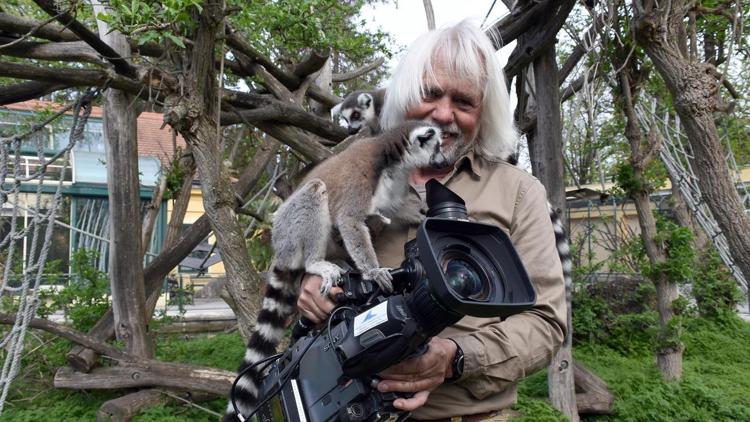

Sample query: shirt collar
[452,145,482,179]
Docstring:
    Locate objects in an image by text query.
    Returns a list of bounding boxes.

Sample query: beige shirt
[373,149,567,419]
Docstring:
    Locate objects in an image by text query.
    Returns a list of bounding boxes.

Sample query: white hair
[380,19,517,161]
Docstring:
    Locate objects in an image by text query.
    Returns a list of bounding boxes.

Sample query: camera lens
[441,251,490,301]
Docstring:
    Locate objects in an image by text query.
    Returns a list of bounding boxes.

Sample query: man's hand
[297,274,342,324]
[377,337,457,411]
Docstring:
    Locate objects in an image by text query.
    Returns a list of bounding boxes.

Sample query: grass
[2,316,749,421]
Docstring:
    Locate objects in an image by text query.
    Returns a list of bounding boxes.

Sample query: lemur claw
[363,268,393,292]
[307,261,344,296]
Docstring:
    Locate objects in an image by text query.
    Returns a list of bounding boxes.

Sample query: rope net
[0,88,100,413]
[635,101,749,294]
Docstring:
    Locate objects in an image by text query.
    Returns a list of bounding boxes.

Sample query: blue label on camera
[353,300,389,336]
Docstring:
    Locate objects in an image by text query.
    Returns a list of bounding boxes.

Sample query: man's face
[405,66,483,165]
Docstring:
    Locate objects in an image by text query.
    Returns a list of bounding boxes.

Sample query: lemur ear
[330,103,342,118]
[357,93,373,109]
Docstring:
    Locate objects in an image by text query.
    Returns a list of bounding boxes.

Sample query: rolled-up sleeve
[448,179,567,399]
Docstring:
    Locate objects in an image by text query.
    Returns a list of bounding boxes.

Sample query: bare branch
[0,60,142,92]
[558,11,607,85]
[226,28,341,107]
[0,36,104,64]
[423,0,436,30]
[0,80,71,105]
[252,122,332,163]
[0,313,134,361]
[0,12,78,42]
[293,49,330,79]
[332,58,385,82]
[485,0,556,48]
[503,0,577,79]
[32,0,138,78]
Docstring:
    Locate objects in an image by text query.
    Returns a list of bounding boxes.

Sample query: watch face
[453,348,464,378]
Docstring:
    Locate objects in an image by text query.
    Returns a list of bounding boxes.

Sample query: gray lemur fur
[331,88,386,136]
[272,119,446,294]
[221,120,446,421]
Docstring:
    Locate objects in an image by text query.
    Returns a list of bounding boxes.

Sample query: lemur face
[339,93,377,135]
[403,124,448,169]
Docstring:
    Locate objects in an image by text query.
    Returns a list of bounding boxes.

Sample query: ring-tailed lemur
[334,91,571,299]
[224,120,446,421]
[331,88,385,135]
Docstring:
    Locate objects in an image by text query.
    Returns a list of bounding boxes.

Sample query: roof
[2,100,187,166]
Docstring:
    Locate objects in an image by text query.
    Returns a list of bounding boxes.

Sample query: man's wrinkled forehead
[422,54,486,94]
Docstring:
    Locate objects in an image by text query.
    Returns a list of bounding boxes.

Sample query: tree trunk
[573,361,614,415]
[162,0,261,341]
[163,153,196,250]
[533,45,578,421]
[633,1,750,286]
[142,173,167,255]
[97,389,165,422]
[54,363,232,395]
[92,2,152,358]
[619,68,683,381]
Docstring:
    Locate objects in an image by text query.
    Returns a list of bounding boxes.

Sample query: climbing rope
[0,87,103,414]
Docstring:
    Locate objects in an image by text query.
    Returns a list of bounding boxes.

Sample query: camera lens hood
[416,218,536,318]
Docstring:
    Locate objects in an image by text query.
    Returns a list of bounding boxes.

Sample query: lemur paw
[363,268,393,292]
[307,261,344,296]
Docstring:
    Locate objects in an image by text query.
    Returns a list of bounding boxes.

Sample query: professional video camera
[234,180,536,422]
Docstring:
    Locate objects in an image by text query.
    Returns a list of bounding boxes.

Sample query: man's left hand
[377,337,457,411]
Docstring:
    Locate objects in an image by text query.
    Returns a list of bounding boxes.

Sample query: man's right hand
[297,274,343,324]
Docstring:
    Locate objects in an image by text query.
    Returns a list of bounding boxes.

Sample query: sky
[361,0,514,72]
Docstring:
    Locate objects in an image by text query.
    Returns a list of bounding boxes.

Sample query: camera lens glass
[441,250,491,301]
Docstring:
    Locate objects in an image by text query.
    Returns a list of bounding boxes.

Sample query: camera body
[252,181,536,422]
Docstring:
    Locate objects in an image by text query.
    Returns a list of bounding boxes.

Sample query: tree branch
[486,0,555,48]
[0,12,78,42]
[558,11,607,85]
[0,80,72,105]
[0,60,142,93]
[0,313,134,361]
[332,58,385,82]
[504,0,577,80]
[226,29,340,107]
[293,49,330,79]
[0,36,104,64]
[32,0,138,79]
[222,91,347,141]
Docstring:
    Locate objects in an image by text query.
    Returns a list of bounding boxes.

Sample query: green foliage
[691,249,743,318]
[645,217,694,283]
[575,316,750,422]
[572,274,658,354]
[38,249,110,332]
[610,160,668,198]
[164,147,188,200]
[512,397,566,422]
[96,0,203,47]
[229,0,392,65]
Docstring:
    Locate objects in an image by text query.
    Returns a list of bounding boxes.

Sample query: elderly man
[298,20,567,421]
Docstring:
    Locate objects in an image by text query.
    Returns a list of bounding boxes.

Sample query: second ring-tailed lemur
[331,88,385,135]
[224,120,446,421]
[333,87,570,296]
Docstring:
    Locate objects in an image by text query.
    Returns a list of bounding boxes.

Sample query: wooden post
[533,44,578,421]
[92,1,153,359]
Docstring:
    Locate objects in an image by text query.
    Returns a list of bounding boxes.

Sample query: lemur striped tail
[223,268,299,422]
[548,204,573,302]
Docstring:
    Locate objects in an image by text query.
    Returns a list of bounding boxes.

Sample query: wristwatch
[445,340,464,383]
